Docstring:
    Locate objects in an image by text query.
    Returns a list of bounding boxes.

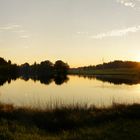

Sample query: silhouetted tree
[0,57,7,65]
[8,60,11,65]
[38,60,54,76]
[54,60,69,75]
[20,63,30,75]
[0,57,70,85]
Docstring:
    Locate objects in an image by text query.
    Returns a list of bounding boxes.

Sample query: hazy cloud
[76,32,89,35]
[117,0,135,8]
[91,25,140,39]
[12,30,26,33]
[0,24,22,31]
[20,35,30,39]
[0,24,30,40]
[23,46,30,49]
[116,0,140,8]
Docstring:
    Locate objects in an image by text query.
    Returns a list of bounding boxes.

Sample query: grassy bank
[69,68,140,75]
[0,103,140,139]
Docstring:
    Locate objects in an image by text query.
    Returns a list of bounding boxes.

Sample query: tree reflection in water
[76,74,140,85]
[1,74,140,86]
[21,74,69,85]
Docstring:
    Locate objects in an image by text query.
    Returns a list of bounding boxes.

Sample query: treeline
[0,57,69,76]
[20,60,69,76]
[0,57,19,86]
[19,60,69,85]
[74,60,140,70]
[0,57,69,85]
[0,57,18,76]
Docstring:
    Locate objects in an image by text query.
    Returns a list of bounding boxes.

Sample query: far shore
[68,68,140,75]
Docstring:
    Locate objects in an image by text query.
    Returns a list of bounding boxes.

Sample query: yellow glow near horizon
[0,0,140,67]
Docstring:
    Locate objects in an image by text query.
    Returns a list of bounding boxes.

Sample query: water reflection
[75,75,140,85]
[1,75,140,108]
[1,74,140,86]
[31,75,69,85]
[96,75,140,85]
[0,75,69,86]
[0,76,18,86]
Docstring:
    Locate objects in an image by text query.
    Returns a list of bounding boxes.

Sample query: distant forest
[1,57,140,86]
[1,58,140,76]
[72,60,140,70]
[0,57,69,76]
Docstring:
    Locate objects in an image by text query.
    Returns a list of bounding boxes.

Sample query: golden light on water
[1,76,140,108]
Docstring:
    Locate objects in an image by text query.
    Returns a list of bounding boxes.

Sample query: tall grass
[0,102,140,139]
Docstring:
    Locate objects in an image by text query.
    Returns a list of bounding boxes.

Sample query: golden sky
[0,0,140,67]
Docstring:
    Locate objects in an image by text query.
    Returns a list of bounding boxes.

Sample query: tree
[54,60,69,75]
[38,60,54,76]
[20,63,30,74]
[0,57,8,65]
[8,60,11,65]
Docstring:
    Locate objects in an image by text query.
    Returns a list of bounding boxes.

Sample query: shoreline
[0,103,140,139]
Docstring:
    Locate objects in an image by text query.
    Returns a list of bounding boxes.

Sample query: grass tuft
[0,102,140,139]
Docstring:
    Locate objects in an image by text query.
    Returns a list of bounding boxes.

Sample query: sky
[0,0,140,67]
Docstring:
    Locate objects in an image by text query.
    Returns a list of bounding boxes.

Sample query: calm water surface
[0,75,140,108]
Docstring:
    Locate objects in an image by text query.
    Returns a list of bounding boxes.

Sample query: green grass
[69,68,140,75]
[69,68,140,85]
[0,103,140,139]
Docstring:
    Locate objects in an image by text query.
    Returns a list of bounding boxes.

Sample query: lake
[0,75,140,109]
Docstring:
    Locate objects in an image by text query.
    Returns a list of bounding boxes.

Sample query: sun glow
[133,55,140,62]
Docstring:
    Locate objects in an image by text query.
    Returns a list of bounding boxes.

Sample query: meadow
[0,103,140,140]
[69,68,140,75]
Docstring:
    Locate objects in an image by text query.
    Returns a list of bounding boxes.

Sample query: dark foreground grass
[0,103,140,140]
